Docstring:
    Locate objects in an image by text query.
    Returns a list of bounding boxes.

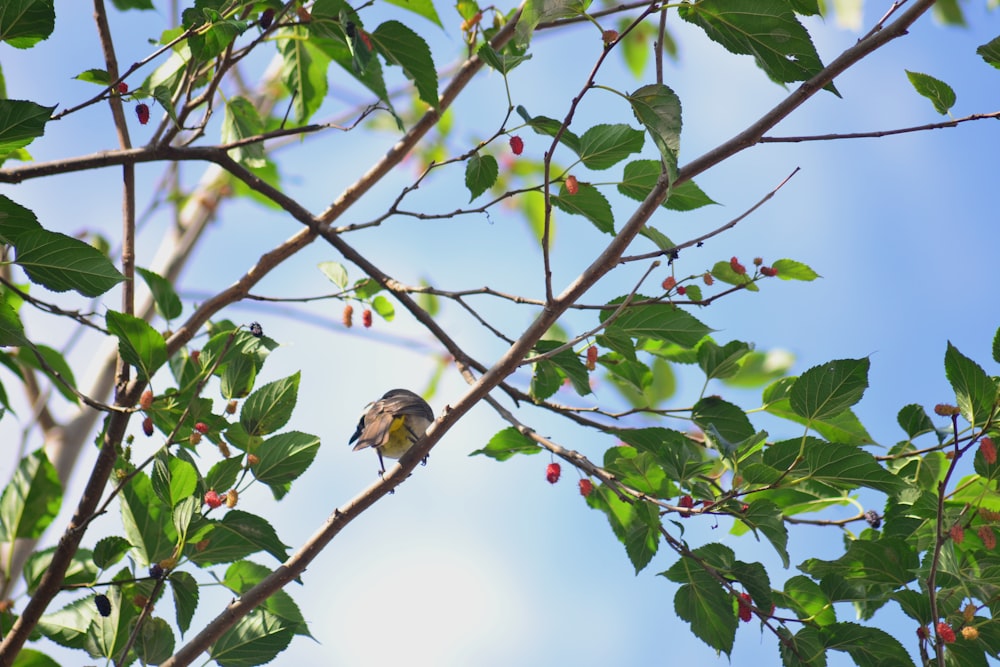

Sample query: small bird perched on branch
[350,388,434,474]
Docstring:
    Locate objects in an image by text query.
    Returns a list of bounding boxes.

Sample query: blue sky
[2,1,1000,665]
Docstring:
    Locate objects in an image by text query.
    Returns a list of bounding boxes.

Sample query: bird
[350,389,435,474]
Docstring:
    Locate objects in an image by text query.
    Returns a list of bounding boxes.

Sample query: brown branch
[759,111,1000,143]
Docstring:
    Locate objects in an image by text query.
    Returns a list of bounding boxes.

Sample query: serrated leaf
[110,0,155,9]
[74,68,111,85]
[772,258,819,281]
[662,546,738,656]
[465,153,498,201]
[897,403,935,439]
[210,607,295,667]
[151,453,198,508]
[121,472,175,566]
[790,358,869,423]
[469,427,541,460]
[577,123,644,170]
[799,538,918,586]
[515,105,581,154]
[711,259,756,290]
[240,372,300,437]
[551,182,614,234]
[0,100,54,160]
[383,0,442,26]
[370,20,438,108]
[698,339,751,380]
[801,441,907,495]
[0,291,27,346]
[0,449,61,541]
[223,561,311,637]
[604,447,672,497]
[588,485,659,572]
[189,510,289,565]
[135,616,175,664]
[4,227,124,297]
[170,570,199,635]
[626,83,681,179]
[222,96,266,168]
[905,70,956,115]
[252,431,320,489]
[106,311,168,382]
[0,0,55,48]
[821,622,916,667]
[533,340,591,396]
[603,301,711,348]
[278,26,330,124]
[318,261,349,289]
[515,0,591,46]
[977,36,1000,70]
[93,536,132,570]
[678,0,835,94]
[137,267,183,320]
[738,500,789,567]
[476,43,531,74]
[692,396,754,448]
[944,341,996,427]
[783,574,836,626]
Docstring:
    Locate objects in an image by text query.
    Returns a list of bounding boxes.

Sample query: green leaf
[737,500,789,567]
[626,83,681,180]
[187,15,247,61]
[905,70,956,115]
[678,0,835,93]
[370,20,438,108]
[618,160,717,210]
[783,574,836,626]
[278,27,331,124]
[221,96,266,169]
[206,456,246,493]
[135,616,175,665]
[2,226,124,297]
[24,547,96,598]
[318,261,349,289]
[821,622,916,667]
[800,441,907,495]
[692,396,754,449]
[136,267,183,320]
[371,294,394,321]
[603,301,712,348]
[577,123,644,170]
[93,536,131,571]
[0,291,27,346]
[465,153,498,201]
[533,340,591,396]
[110,0,155,9]
[470,427,541,460]
[771,258,820,281]
[223,561,311,636]
[210,607,295,667]
[711,259,756,290]
[614,427,712,484]
[151,453,198,508]
[697,339,751,380]
[799,538,918,586]
[551,182,614,234]
[74,68,111,86]
[0,449,61,541]
[252,431,320,489]
[240,372,300,437]
[37,597,92,650]
[604,447,673,498]
[790,358,869,423]
[764,378,873,445]
[515,105,581,154]
[944,341,996,427]
[170,570,199,635]
[897,403,935,439]
[383,0,443,26]
[120,472,175,566]
[588,484,659,572]
[662,545,738,656]
[977,36,1000,70]
[106,311,168,382]
[11,648,62,667]
[515,0,591,46]
[0,0,55,48]
[0,100,53,161]
[17,344,78,404]
[189,510,289,565]
[477,43,531,74]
